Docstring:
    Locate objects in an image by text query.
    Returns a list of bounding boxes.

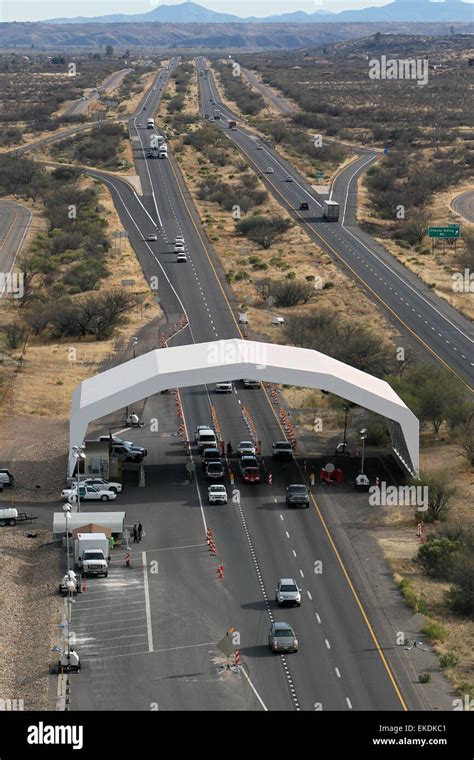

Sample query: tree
[235,215,292,249]
[1,321,28,350]
[105,45,114,57]
[391,365,466,434]
[414,470,457,522]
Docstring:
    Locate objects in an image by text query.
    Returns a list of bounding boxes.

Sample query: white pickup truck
[74,533,109,577]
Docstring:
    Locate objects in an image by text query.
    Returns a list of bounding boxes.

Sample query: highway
[452,190,474,223]
[63,68,131,117]
[198,59,473,391]
[67,61,441,712]
[0,200,32,298]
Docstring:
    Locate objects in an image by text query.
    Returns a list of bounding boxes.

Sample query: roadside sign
[316,171,325,179]
[428,225,461,239]
[216,634,236,658]
[383,147,389,155]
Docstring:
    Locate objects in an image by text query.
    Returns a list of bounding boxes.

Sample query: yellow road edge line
[167,134,410,711]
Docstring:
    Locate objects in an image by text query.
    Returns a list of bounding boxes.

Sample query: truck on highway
[74,532,109,577]
[158,143,168,159]
[214,109,221,120]
[323,200,340,221]
[146,117,155,129]
[228,120,237,130]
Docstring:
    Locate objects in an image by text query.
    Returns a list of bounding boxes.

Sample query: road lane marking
[142,551,154,653]
[241,666,268,711]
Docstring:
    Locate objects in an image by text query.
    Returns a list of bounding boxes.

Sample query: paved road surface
[68,61,445,712]
[63,68,131,117]
[0,200,32,298]
[198,59,473,392]
[452,191,474,223]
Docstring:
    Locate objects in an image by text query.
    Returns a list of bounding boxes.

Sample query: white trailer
[323,200,340,221]
[146,117,155,129]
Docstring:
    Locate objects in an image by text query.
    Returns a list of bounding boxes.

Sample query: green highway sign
[316,171,325,179]
[428,225,461,239]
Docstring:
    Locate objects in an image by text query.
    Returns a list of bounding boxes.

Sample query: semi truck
[74,532,109,577]
[214,109,221,120]
[323,200,340,221]
[146,118,155,129]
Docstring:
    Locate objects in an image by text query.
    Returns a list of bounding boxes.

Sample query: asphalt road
[198,59,473,392]
[67,61,442,712]
[452,190,474,223]
[0,200,32,298]
[63,68,131,117]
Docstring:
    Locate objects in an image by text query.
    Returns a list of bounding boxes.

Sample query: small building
[53,511,126,542]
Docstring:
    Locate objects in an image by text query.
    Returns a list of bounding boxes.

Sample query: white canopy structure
[53,511,126,537]
[69,339,419,475]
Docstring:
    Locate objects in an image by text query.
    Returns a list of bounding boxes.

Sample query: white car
[71,477,123,494]
[174,243,185,253]
[175,235,185,245]
[285,175,293,182]
[61,484,117,502]
[237,440,256,457]
[147,234,158,242]
[256,144,263,150]
[208,484,228,504]
[265,167,274,174]
[176,252,187,262]
[215,382,232,393]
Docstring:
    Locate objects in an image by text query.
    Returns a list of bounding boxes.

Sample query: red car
[239,456,261,483]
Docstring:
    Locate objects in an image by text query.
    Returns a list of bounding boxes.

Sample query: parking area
[71,554,151,664]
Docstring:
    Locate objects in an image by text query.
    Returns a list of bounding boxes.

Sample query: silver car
[268,622,298,653]
[276,578,301,607]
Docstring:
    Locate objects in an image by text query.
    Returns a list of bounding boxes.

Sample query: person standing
[133,524,139,543]
[138,522,143,542]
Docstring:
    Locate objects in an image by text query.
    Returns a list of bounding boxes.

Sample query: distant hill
[44,1,474,25]
[1,20,472,50]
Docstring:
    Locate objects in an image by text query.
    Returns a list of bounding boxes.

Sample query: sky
[0,0,406,23]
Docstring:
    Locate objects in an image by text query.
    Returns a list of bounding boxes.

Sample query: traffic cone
[217,564,224,579]
[82,576,86,592]
[267,471,273,485]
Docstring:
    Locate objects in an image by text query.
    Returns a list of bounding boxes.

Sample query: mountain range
[44,1,474,25]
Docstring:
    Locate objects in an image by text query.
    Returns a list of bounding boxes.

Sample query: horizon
[3,0,472,25]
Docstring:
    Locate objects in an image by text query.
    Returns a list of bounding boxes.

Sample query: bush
[412,471,457,522]
[1,322,28,350]
[235,215,292,249]
[417,537,459,579]
[439,652,459,669]
[419,673,431,684]
[449,551,474,617]
[422,621,448,643]
[266,280,316,308]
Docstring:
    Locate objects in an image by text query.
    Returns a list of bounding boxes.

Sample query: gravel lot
[0,526,63,710]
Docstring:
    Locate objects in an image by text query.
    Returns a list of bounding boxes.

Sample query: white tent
[53,511,126,537]
[69,339,419,475]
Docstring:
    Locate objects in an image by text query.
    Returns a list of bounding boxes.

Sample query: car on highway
[237,440,256,457]
[204,113,209,119]
[62,484,117,502]
[176,252,187,263]
[147,234,158,242]
[286,484,310,508]
[201,447,221,469]
[242,379,261,389]
[215,381,233,393]
[205,461,226,481]
[195,426,217,452]
[145,149,154,158]
[265,167,275,174]
[66,477,123,495]
[285,175,294,182]
[174,242,185,253]
[268,622,298,653]
[276,578,301,607]
[208,484,227,503]
[239,456,261,483]
[256,144,263,150]
[299,202,309,211]
[175,235,185,245]
[111,444,145,463]
[272,441,293,460]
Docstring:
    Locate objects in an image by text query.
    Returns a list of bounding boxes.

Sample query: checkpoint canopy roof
[69,339,419,475]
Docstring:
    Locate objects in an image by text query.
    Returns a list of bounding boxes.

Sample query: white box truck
[323,200,339,221]
[159,143,168,159]
[74,532,109,577]
[146,117,155,129]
